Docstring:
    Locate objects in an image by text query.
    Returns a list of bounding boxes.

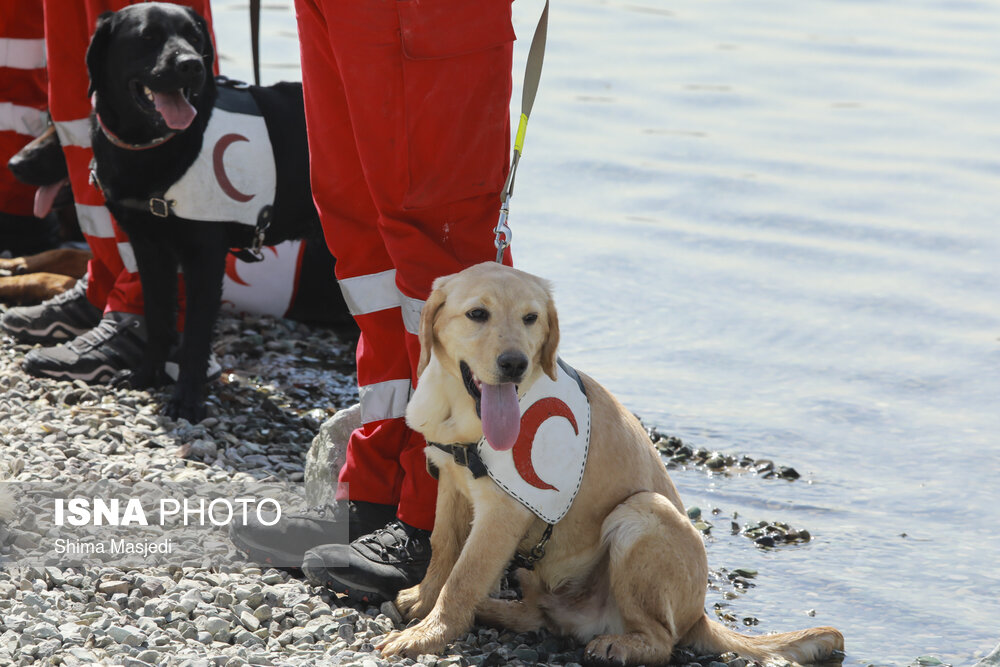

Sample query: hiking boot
[301,519,432,604]
[22,311,146,384]
[229,500,396,568]
[1,275,101,345]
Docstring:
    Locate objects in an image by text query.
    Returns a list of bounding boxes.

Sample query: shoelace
[361,521,423,560]
[44,277,88,306]
[67,317,131,353]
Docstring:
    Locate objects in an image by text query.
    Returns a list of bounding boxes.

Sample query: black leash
[250,0,261,86]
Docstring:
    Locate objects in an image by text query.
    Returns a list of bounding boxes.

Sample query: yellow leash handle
[514,112,529,156]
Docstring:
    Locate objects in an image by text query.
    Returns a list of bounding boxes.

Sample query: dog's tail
[681,614,844,665]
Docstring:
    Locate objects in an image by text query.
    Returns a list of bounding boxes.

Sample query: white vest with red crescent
[165,86,276,226]
[477,360,591,524]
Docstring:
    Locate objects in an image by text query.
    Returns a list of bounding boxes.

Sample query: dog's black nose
[175,54,205,80]
[496,351,528,381]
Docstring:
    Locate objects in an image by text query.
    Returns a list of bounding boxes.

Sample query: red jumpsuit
[43,0,215,317]
[295,0,515,530]
[0,2,47,218]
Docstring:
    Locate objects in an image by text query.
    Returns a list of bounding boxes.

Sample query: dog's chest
[427,360,592,525]
[163,86,276,226]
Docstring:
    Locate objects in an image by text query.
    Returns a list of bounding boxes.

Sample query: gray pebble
[107,625,146,647]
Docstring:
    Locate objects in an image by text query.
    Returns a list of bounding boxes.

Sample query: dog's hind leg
[396,464,474,621]
[583,492,708,667]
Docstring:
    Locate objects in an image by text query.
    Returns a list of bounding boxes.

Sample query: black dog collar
[426,442,488,479]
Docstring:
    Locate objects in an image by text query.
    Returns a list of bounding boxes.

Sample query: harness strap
[228,205,273,263]
[512,522,554,571]
[427,440,555,570]
[426,442,488,479]
[91,166,272,263]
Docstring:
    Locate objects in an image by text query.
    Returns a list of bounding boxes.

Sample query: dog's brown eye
[466,308,489,323]
[523,313,538,325]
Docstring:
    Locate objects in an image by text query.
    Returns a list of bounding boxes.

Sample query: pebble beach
[0,308,791,667]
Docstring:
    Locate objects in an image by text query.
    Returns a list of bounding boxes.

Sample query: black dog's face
[87,3,214,138]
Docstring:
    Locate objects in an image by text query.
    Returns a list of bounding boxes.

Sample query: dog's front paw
[377,619,451,658]
[583,634,648,667]
[395,584,435,621]
[124,366,166,390]
[166,390,206,423]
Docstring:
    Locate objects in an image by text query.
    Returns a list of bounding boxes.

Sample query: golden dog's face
[417,263,560,449]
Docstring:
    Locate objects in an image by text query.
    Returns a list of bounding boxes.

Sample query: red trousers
[43,0,214,316]
[295,0,515,530]
[0,2,47,218]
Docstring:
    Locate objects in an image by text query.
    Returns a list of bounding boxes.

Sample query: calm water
[211,1,1000,664]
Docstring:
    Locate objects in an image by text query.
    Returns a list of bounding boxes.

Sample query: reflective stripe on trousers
[0,102,46,136]
[53,117,92,148]
[338,268,424,337]
[359,378,413,425]
[0,37,46,69]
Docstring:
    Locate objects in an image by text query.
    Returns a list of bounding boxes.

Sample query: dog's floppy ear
[417,275,452,378]
[186,7,216,71]
[539,282,560,381]
[86,12,115,97]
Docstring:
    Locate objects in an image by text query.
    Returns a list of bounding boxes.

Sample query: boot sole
[21,358,119,384]
[2,321,92,346]
[300,553,390,605]
[228,525,308,568]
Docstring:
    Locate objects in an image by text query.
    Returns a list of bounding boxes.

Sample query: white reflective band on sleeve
[116,242,138,273]
[400,295,424,336]
[339,269,400,317]
[54,118,92,148]
[358,379,412,424]
[0,102,46,137]
[75,204,115,239]
[0,38,46,69]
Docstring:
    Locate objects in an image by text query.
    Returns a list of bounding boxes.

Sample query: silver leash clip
[493,197,512,263]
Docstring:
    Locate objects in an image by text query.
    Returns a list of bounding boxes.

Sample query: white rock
[304,404,360,506]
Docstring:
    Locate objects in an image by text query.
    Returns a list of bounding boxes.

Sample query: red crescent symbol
[225,252,249,286]
[511,397,579,491]
[225,246,279,286]
[213,133,255,202]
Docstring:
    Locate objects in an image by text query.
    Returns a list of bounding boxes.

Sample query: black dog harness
[91,79,276,262]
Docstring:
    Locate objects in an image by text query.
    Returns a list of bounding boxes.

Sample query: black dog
[86,3,341,422]
[8,125,69,195]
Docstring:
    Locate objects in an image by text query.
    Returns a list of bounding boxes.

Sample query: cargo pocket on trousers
[396,0,515,211]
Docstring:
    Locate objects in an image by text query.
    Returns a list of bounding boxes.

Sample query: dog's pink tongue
[153,90,196,130]
[480,382,520,451]
[33,178,68,218]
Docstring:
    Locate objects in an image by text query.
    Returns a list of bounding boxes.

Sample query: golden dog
[379,262,843,665]
[0,248,92,304]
